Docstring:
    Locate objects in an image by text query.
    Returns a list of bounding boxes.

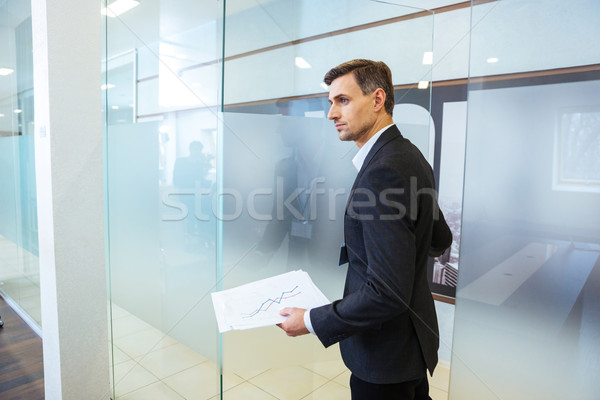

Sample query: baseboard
[0,289,42,337]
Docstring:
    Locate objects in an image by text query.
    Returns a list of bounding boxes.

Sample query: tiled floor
[111,304,450,400]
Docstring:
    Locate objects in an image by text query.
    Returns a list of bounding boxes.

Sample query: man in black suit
[278,59,452,400]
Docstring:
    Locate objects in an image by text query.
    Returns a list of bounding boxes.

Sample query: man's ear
[372,88,386,112]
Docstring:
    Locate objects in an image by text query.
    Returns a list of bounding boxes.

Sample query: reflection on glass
[222,113,355,289]
[104,50,136,125]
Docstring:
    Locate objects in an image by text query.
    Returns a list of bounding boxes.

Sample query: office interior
[0,0,599,399]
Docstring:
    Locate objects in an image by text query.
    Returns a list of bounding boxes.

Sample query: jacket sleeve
[428,208,452,257]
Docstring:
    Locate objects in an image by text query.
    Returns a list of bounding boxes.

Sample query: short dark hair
[324,59,395,116]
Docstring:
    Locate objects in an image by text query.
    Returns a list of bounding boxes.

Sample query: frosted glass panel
[220,113,356,373]
[106,116,219,392]
[450,1,600,399]
[104,0,221,397]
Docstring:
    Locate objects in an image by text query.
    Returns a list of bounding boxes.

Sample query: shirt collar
[352,124,394,171]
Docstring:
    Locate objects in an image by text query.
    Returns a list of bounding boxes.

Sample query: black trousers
[350,374,431,400]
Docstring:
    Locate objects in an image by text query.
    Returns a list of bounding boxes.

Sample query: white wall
[33,0,110,398]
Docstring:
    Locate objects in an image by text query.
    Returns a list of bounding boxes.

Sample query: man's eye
[341,98,348,104]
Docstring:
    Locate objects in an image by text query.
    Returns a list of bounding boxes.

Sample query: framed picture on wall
[431,100,467,298]
[427,88,469,300]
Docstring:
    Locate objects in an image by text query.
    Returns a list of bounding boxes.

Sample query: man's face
[327,73,376,144]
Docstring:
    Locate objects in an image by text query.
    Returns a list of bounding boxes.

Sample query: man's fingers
[279,307,291,316]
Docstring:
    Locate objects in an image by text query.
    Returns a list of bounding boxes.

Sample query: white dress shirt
[351,123,393,171]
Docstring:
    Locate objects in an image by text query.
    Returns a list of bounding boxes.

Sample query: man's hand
[277,307,309,337]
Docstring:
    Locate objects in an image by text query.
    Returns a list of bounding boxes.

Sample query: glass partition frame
[0,0,41,332]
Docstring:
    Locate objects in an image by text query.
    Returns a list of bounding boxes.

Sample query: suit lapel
[345,125,402,212]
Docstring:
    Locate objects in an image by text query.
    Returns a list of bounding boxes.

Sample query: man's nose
[327,105,338,120]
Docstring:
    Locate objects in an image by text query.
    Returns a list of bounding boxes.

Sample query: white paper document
[211,270,330,333]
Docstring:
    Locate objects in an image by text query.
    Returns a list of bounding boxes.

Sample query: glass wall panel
[450,1,600,399]
[0,0,40,328]
[104,1,221,398]
[221,1,434,398]
[106,0,437,398]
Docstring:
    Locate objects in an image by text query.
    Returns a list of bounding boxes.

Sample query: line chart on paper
[211,270,330,332]
[241,286,302,318]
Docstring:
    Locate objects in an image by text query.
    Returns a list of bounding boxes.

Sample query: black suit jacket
[310,125,452,384]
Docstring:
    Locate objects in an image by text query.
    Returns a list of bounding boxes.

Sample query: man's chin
[338,132,354,142]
